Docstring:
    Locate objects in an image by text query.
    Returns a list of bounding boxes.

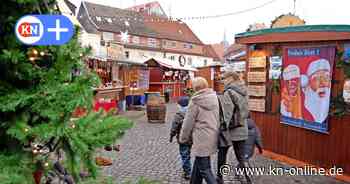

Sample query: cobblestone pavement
[100,103,348,184]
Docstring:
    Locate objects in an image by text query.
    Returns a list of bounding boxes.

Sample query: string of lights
[176,0,277,20]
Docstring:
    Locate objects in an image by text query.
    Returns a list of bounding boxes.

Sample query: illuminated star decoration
[120,31,129,43]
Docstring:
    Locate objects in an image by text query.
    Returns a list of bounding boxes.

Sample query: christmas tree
[0,0,132,183]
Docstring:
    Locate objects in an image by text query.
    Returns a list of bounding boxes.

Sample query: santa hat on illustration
[307,59,331,76]
[283,64,300,80]
[300,59,331,88]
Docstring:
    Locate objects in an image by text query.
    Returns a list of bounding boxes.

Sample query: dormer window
[106,17,112,23]
[132,36,140,44]
[148,38,157,47]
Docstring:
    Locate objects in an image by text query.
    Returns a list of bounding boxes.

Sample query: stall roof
[144,58,197,71]
[87,56,146,66]
[235,25,350,44]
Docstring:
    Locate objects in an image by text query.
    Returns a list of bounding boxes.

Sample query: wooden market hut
[86,56,149,111]
[145,58,197,102]
[235,25,350,177]
[195,64,224,93]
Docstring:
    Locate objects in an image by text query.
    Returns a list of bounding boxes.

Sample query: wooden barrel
[146,95,166,123]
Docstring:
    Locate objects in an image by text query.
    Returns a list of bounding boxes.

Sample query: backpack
[217,90,244,131]
[217,89,249,147]
[217,92,240,147]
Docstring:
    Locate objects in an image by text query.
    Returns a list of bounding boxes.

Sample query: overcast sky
[71,0,350,44]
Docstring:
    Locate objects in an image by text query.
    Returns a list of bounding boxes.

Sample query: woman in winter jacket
[180,77,220,184]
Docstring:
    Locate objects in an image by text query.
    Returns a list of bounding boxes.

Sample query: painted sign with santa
[281,46,335,133]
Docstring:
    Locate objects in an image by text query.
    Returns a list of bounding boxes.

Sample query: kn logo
[15,15,74,45]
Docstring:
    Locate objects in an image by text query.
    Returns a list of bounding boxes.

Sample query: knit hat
[177,96,189,107]
[307,59,331,76]
[283,64,300,80]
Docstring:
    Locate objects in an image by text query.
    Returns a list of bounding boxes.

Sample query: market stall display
[145,58,196,102]
[86,57,127,112]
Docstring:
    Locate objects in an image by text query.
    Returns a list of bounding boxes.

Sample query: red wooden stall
[145,58,196,102]
[195,65,224,93]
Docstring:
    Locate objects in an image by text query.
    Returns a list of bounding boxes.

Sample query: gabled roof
[224,44,245,57]
[210,43,225,61]
[144,15,203,44]
[145,58,197,71]
[203,45,221,61]
[82,1,158,37]
[80,1,203,45]
[64,0,77,15]
[126,1,166,17]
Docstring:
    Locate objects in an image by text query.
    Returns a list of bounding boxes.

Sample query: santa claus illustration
[281,64,302,119]
[302,59,332,123]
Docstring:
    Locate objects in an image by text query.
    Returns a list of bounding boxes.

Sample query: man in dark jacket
[170,96,192,180]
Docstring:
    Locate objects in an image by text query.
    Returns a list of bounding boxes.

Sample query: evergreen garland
[0,0,132,183]
[330,50,350,117]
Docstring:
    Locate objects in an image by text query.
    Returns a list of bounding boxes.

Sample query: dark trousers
[217,140,247,179]
[190,156,217,184]
[179,144,192,175]
[217,146,229,179]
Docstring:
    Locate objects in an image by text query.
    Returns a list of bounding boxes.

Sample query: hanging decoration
[120,31,129,43]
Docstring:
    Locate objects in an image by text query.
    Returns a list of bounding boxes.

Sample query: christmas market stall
[235,25,350,177]
[145,57,197,103]
[86,56,126,113]
[86,56,148,112]
[120,63,149,109]
[195,64,224,93]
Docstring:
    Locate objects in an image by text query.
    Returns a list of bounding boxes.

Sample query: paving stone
[100,103,349,184]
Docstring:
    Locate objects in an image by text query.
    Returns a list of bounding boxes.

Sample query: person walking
[169,96,192,180]
[216,71,250,184]
[180,77,220,184]
[243,117,263,161]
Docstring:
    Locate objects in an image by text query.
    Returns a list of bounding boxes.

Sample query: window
[204,59,208,66]
[106,17,112,23]
[187,57,192,66]
[96,16,102,22]
[169,41,176,48]
[139,52,145,58]
[184,43,193,49]
[163,52,166,58]
[125,51,130,59]
[102,32,114,41]
[163,41,176,48]
[132,36,140,44]
[148,38,157,47]
[170,56,175,60]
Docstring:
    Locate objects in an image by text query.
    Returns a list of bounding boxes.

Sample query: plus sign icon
[15,15,74,45]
